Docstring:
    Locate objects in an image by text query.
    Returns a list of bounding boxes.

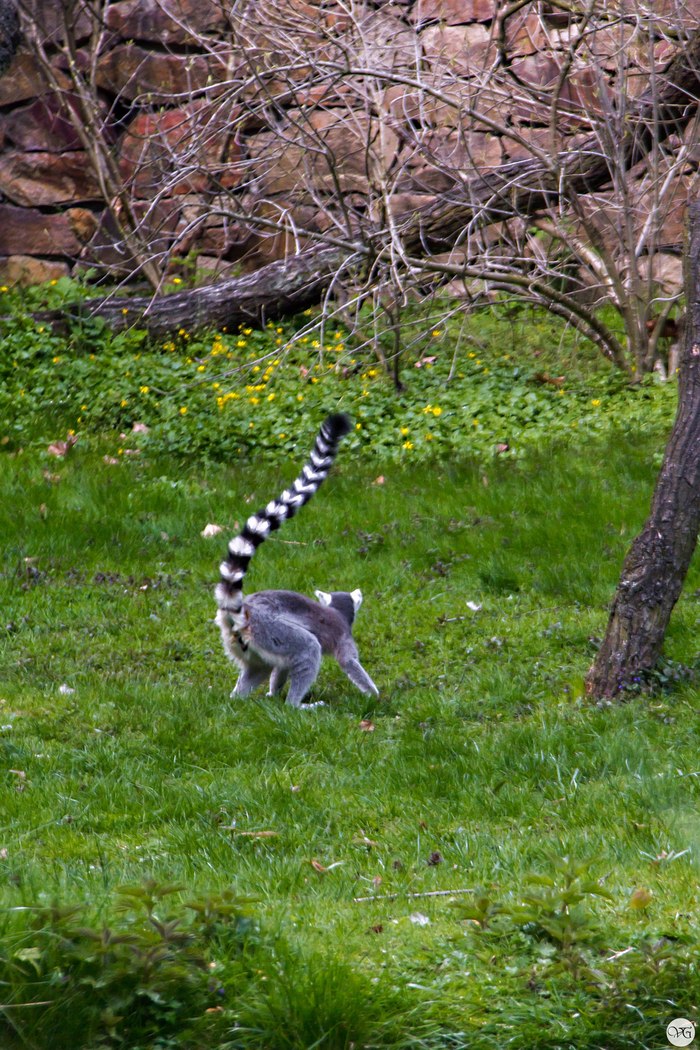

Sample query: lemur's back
[245,590,353,656]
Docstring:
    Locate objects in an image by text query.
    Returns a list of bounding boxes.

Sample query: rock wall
[0,0,696,286]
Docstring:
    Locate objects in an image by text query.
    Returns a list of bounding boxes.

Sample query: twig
[353,887,475,903]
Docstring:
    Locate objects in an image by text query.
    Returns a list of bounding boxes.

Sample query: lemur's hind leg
[232,665,270,698]
[245,614,323,708]
[284,633,323,707]
[268,666,289,696]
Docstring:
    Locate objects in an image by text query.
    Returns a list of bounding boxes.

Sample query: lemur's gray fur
[215,414,379,708]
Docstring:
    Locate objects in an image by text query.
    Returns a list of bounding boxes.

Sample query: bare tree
[585,198,700,699]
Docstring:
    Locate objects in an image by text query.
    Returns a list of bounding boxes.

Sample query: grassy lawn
[0,295,698,1047]
[1,428,699,1048]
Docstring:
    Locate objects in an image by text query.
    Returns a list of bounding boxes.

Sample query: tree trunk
[39,29,700,337]
[585,200,700,700]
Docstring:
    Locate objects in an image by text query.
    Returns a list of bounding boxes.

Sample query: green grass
[1,419,700,1047]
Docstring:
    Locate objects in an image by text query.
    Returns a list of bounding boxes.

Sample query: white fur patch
[228,536,255,558]
[246,515,271,535]
[220,562,245,582]
[215,582,242,607]
[310,451,331,470]
[351,588,363,611]
[315,589,332,606]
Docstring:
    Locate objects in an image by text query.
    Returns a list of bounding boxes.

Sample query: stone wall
[0,0,696,287]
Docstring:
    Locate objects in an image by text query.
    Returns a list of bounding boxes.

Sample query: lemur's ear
[350,588,363,611]
[314,589,332,606]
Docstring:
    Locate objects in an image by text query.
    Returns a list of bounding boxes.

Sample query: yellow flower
[243,328,252,335]
[591,398,601,407]
[468,351,475,358]
[400,426,410,436]
[431,329,442,337]
[297,394,304,402]
[172,277,182,285]
[249,396,260,405]
[423,404,433,414]
[252,365,260,373]
[140,386,149,394]
[355,422,362,430]
[50,279,58,286]
[403,440,414,450]
[425,433,433,441]
[0,285,8,292]
[197,365,205,372]
[52,355,61,364]
[267,392,275,401]
[431,406,442,417]
[120,399,128,407]
[121,307,129,315]
[472,418,479,427]
[81,404,87,411]
[212,382,220,390]
[367,368,378,377]
[237,339,247,348]
[179,406,187,415]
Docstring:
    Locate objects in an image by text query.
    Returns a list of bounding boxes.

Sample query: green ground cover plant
[0,289,698,1048]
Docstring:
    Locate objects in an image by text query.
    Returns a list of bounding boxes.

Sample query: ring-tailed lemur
[215,414,379,708]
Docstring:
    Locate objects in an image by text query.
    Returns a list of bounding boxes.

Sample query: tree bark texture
[585,199,700,699]
[45,29,700,337]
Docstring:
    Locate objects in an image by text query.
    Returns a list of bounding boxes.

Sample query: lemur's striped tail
[215,413,352,618]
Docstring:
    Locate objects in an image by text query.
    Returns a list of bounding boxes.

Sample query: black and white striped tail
[215,413,352,619]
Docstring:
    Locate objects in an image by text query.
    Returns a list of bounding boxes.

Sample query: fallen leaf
[132,422,150,433]
[39,503,48,520]
[42,470,61,484]
[466,601,482,612]
[58,684,75,695]
[103,456,120,465]
[311,859,327,872]
[372,875,383,887]
[201,523,224,538]
[0,848,7,860]
[47,433,78,457]
[122,448,141,456]
[373,476,385,486]
[359,720,375,732]
[495,443,510,453]
[369,924,384,934]
[427,851,443,866]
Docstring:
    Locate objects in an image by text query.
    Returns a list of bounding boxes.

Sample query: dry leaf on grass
[201,523,224,538]
[132,422,150,433]
[359,719,375,732]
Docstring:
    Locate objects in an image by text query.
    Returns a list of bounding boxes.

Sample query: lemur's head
[314,588,363,626]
